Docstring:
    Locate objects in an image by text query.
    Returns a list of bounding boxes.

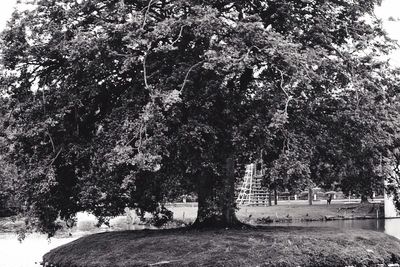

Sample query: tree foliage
[1,0,400,235]
[0,97,19,214]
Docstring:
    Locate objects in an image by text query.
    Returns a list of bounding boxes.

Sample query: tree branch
[180,61,204,92]
[143,52,149,89]
[142,0,156,29]
[46,131,56,153]
[47,148,63,168]
[171,25,186,46]
[275,68,293,115]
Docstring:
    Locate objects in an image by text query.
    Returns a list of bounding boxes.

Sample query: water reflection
[271,218,400,240]
[384,219,400,240]
[0,233,78,267]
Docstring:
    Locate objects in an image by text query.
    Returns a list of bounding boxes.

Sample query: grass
[43,226,400,267]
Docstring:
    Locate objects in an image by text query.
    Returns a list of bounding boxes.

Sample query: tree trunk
[268,190,272,206]
[192,158,242,228]
[274,188,278,205]
[360,194,369,203]
[308,187,313,205]
[222,157,238,224]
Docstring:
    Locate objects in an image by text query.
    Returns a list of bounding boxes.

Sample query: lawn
[43,226,400,267]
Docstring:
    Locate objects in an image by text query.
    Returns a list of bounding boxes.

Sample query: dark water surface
[270,218,400,240]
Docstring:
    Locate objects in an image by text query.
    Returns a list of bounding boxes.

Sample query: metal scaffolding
[236,163,269,206]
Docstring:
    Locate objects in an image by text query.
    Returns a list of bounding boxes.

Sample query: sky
[0,0,17,30]
[375,0,400,65]
[0,0,399,64]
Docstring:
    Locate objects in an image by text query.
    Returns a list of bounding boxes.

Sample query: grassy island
[43,226,400,267]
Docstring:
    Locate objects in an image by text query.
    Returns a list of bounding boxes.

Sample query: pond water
[1,218,400,267]
[0,232,79,267]
[270,218,400,240]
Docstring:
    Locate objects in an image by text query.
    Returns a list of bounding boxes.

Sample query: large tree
[1,0,398,234]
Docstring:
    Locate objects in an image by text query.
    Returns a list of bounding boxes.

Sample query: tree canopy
[1,0,400,235]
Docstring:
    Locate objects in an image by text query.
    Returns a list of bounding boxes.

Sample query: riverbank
[43,226,400,267]
[165,202,385,225]
[0,202,384,235]
[240,202,384,224]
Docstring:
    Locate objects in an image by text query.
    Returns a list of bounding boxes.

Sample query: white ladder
[236,164,255,205]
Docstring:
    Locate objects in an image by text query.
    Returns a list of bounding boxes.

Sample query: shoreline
[0,202,389,234]
[255,215,385,224]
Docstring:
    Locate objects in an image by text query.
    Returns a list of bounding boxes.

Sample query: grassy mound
[43,226,400,267]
